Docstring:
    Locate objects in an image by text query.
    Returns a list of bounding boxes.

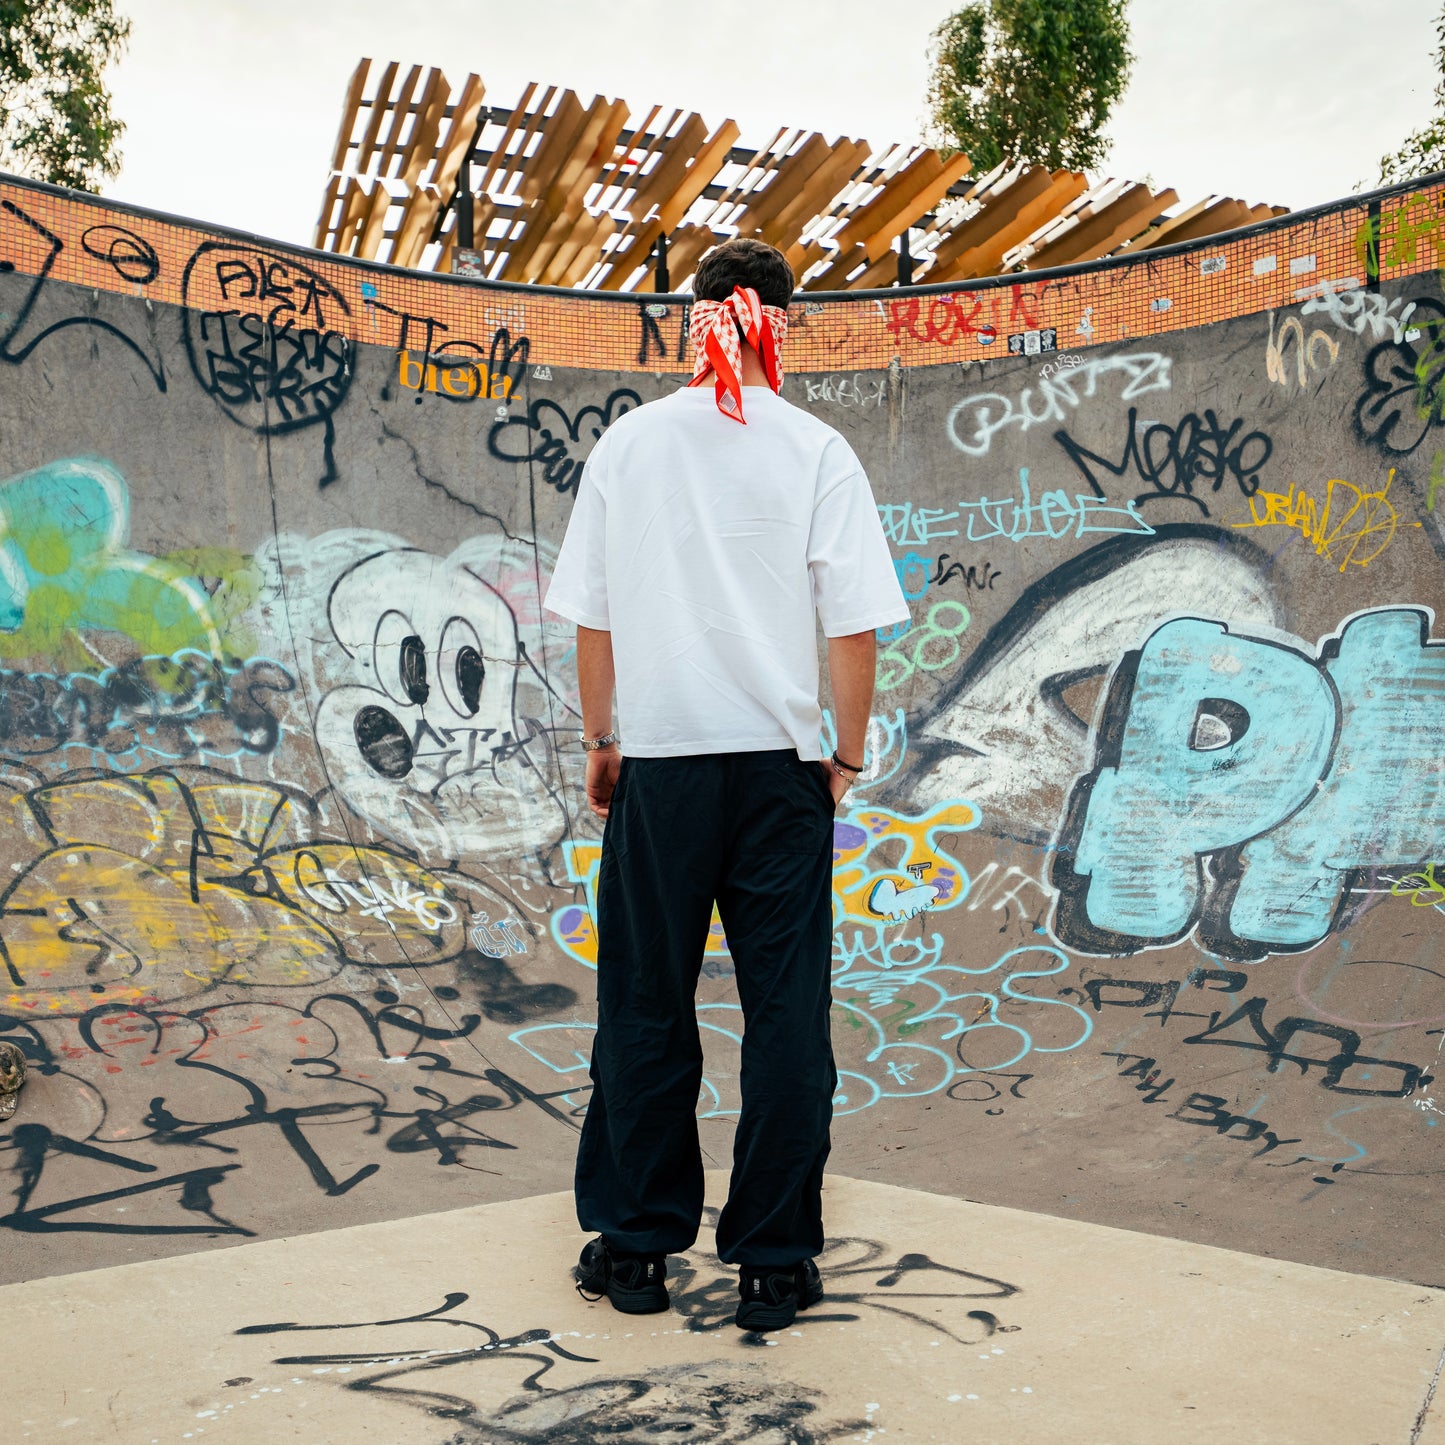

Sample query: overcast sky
[102,0,1441,249]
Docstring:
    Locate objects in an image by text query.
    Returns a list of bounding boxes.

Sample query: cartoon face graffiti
[313,548,566,861]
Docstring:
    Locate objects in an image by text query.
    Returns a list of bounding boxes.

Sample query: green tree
[1378,4,1445,186]
[0,0,130,191]
[928,0,1133,174]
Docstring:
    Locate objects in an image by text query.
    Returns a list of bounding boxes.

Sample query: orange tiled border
[3,177,1442,373]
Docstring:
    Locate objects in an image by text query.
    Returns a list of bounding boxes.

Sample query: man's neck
[738,342,770,388]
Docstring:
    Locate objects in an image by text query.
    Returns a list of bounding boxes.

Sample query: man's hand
[586,746,622,819]
[818,760,851,810]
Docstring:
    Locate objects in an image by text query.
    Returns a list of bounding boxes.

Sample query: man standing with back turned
[544,238,909,1332]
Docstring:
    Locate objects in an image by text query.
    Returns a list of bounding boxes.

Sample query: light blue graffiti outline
[533,737,1088,1117]
[508,1010,885,1118]
[833,944,1093,1097]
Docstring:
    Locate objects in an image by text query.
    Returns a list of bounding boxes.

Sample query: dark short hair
[693,238,795,310]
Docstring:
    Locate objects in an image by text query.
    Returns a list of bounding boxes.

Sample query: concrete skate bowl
[0,172,1442,1291]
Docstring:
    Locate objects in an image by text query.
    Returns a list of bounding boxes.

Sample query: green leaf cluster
[1378,5,1445,186]
[0,0,130,192]
[927,0,1133,175]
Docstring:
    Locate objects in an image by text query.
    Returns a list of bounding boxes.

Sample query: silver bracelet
[581,731,619,752]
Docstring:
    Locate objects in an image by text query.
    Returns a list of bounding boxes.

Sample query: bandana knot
[686,285,788,423]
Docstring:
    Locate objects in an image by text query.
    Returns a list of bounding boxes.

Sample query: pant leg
[713,751,837,1267]
[574,755,724,1255]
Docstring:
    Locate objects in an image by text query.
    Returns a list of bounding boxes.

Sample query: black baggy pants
[574,749,837,1267]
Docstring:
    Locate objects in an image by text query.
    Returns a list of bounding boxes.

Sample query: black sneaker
[735,1257,824,1331]
[574,1237,669,1315]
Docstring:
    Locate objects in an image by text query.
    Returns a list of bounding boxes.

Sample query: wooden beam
[1118,196,1213,252]
[372,64,425,180]
[332,176,369,255]
[314,58,370,247]
[732,133,861,241]
[915,164,1054,267]
[1026,184,1178,269]
[329,57,370,173]
[505,94,611,277]
[593,104,665,202]
[429,73,487,205]
[392,72,487,269]
[797,146,971,288]
[331,60,400,249]
[492,90,586,278]
[354,177,398,262]
[751,134,833,239]
[389,69,455,266]
[771,139,871,255]
[829,147,970,260]
[315,63,1299,289]
[512,95,628,281]
[353,60,399,174]
[550,211,619,287]
[653,118,739,235]
[925,170,1088,283]
[597,117,738,290]
[1133,197,1247,251]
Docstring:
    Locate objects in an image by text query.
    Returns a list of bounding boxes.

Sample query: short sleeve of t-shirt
[808,464,910,638]
[543,444,611,629]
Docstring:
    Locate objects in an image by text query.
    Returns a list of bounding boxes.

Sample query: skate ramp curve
[0,173,1442,1291]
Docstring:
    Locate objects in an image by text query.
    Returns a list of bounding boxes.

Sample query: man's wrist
[581,730,620,752]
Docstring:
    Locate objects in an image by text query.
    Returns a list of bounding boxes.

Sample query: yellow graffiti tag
[1,770,474,1015]
[1233,470,1403,571]
[831,801,978,926]
[1390,864,1445,909]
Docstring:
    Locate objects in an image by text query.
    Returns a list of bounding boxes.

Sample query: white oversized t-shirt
[544,385,908,759]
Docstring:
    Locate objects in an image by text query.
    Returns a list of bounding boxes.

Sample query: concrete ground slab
[7,1172,1443,1445]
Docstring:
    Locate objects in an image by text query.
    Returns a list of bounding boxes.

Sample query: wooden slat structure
[314,59,1292,291]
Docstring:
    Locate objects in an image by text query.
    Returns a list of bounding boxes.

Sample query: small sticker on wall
[1150,297,1172,312]
[1007,328,1057,355]
[1289,254,1317,276]
[532,365,552,380]
[360,281,379,300]
[1253,255,1278,276]
[804,301,824,315]
[1200,256,1226,276]
[977,324,997,345]
[645,303,669,317]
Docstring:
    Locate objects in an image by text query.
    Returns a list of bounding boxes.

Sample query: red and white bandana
[686,284,788,423]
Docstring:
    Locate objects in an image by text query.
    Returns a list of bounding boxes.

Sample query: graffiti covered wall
[2,176,1444,1286]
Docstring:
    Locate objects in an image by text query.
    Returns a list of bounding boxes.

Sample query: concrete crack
[1410,1333,1445,1444]
[377,415,523,541]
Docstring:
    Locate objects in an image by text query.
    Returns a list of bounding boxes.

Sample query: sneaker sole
[605,1282,670,1314]
[736,1299,798,1330]
[735,1281,823,1331]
